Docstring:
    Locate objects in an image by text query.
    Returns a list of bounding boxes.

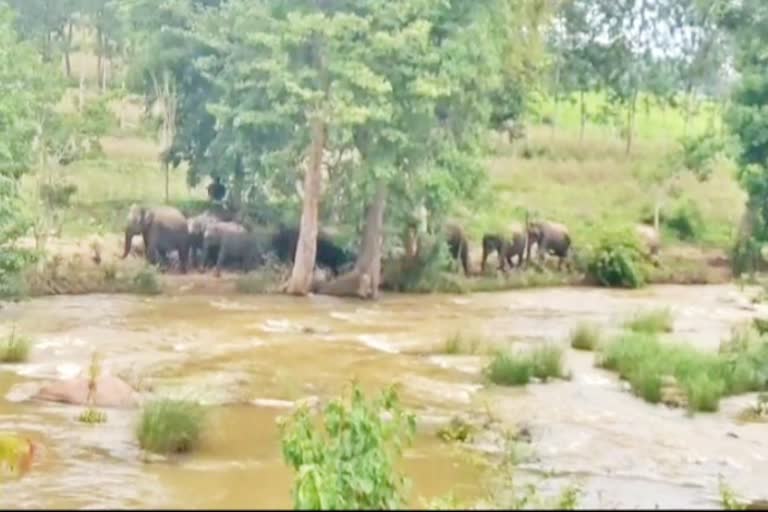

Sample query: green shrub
[623,308,674,334]
[585,226,648,288]
[0,328,31,363]
[665,198,705,242]
[136,399,206,454]
[598,331,768,412]
[484,344,565,386]
[279,383,416,510]
[132,266,161,295]
[569,322,601,351]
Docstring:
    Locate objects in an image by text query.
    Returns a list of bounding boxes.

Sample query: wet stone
[32,375,139,409]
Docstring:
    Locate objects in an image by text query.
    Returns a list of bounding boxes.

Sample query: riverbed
[1,284,766,509]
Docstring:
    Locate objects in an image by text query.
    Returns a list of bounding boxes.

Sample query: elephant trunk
[122,231,133,259]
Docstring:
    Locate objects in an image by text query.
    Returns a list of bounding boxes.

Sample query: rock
[33,375,139,408]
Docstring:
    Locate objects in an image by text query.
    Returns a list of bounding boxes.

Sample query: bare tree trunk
[96,28,103,89]
[164,161,169,204]
[317,181,387,299]
[284,117,327,296]
[625,90,638,156]
[78,69,86,113]
[64,21,73,78]
[579,89,586,143]
[551,62,560,140]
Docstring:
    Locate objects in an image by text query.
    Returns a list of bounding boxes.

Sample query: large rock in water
[33,375,139,408]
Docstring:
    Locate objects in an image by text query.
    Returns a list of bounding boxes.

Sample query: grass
[623,308,674,334]
[235,264,288,294]
[136,399,206,454]
[77,408,108,424]
[484,344,565,386]
[0,328,32,363]
[598,331,768,412]
[441,332,483,355]
[569,322,602,351]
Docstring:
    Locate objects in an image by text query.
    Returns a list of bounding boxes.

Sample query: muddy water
[0,284,767,509]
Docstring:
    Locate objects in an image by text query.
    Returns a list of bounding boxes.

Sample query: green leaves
[279,383,416,510]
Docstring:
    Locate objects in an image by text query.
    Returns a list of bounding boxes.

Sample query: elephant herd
[122,203,661,280]
[122,204,356,277]
[446,219,660,275]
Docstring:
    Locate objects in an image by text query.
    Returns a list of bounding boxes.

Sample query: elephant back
[150,206,188,231]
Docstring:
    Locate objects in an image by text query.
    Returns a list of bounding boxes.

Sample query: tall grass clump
[0,327,31,363]
[484,344,565,386]
[136,399,206,454]
[598,330,768,412]
[569,322,602,351]
[441,332,482,355]
[623,307,674,334]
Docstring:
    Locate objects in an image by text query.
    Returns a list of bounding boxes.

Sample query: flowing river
[1,284,767,509]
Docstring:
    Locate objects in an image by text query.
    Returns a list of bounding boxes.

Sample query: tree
[721,0,768,271]
[0,5,68,295]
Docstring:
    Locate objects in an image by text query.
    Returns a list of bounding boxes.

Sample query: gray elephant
[203,221,272,277]
[445,223,470,276]
[526,220,571,270]
[187,211,223,270]
[122,204,189,272]
[635,223,661,265]
[481,223,527,272]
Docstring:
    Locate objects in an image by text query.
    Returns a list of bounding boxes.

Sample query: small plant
[77,352,107,424]
[0,434,37,477]
[441,332,481,355]
[719,478,746,510]
[279,383,416,510]
[569,322,601,351]
[132,266,161,295]
[0,327,31,363]
[665,198,705,242]
[484,344,565,386]
[437,416,474,443]
[623,308,674,334]
[137,399,206,454]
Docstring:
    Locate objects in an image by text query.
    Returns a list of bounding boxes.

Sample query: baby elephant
[526,220,571,270]
[481,224,526,272]
[635,223,661,266]
[201,221,256,277]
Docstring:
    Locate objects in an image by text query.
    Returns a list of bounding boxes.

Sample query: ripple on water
[356,334,399,354]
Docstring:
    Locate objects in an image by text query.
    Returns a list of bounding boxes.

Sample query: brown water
[1,284,767,509]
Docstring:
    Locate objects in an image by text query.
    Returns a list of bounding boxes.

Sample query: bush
[665,198,705,242]
[597,331,768,412]
[585,226,648,288]
[132,266,161,295]
[484,344,565,386]
[381,234,456,293]
[0,328,31,363]
[569,322,601,351]
[136,399,206,454]
[279,383,416,510]
[623,308,674,334]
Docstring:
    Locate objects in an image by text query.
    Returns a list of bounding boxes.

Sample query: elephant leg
[178,244,188,274]
[214,245,227,278]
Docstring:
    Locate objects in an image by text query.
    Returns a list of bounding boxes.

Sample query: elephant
[526,220,571,270]
[481,224,527,272]
[445,223,470,276]
[270,226,357,276]
[204,222,273,277]
[187,211,224,270]
[635,223,661,265]
[122,204,189,272]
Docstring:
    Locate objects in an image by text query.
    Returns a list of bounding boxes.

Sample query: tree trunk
[78,69,86,113]
[551,63,560,140]
[654,198,661,232]
[64,21,73,78]
[230,154,245,212]
[96,27,103,89]
[164,161,169,204]
[625,91,637,156]
[683,84,693,138]
[284,117,327,296]
[316,181,387,299]
[579,89,586,143]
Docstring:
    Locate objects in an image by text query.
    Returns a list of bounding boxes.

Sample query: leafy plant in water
[719,478,746,510]
[437,416,474,443]
[77,351,107,424]
[0,326,31,363]
[623,308,674,334]
[279,383,416,510]
[0,434,36,477]
[132,266,161,295]
[137,399,206,454]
